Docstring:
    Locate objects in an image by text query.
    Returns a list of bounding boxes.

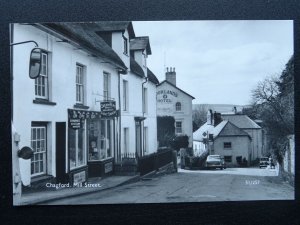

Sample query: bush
[170,135,189,151]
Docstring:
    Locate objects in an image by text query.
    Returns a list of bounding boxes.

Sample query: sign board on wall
[73,171,86,184]
[68,109,102,129]
[100,101,117,117]
[157,90,178,103]
[104,162,113,173]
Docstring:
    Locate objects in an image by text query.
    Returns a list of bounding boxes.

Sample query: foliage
[157,116,175,147]
[248,56,294,163]
[170,135,189,151]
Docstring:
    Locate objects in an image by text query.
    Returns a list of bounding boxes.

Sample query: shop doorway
[56,122,66,183]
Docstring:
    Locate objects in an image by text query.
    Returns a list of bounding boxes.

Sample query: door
[56,122,66,183]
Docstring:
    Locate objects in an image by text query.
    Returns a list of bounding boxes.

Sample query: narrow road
[45,168,294,205]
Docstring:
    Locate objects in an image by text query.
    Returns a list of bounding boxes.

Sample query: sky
[132,20,294,105]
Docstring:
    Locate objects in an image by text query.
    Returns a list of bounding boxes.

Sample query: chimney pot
[167,67,169,72]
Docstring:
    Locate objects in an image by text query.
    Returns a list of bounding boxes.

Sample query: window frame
[103,72,111,101]
[124,127,129,154]
[223,142,232,149]
[143,87,148,114]
[224,156,232,163]
[35,52,48,99]
[143,127,148,153]
[76,64,85,104]
[123,80,128,111]
[69,120,87,170]
[175,102,182,111]
[123,36,128,55]
[31,123,47,177]
[175,121,183,134]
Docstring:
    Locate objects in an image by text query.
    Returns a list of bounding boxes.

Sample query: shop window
[175,121,182,134]
[175,102,182,111]
[88,119,113,161]
[103,72,111,100]
[224,142,232,149]
[224,156,232,163]
[76,64,85,104]
[31,124,47,176]
[123,80,128,111]
[35,52,48,99]
[69,121,86,169]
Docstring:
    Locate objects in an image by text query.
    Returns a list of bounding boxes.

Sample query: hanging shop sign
[68,109,102,129]
[100,101,117,117]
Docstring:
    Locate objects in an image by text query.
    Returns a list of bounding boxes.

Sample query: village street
[45,167,294,205]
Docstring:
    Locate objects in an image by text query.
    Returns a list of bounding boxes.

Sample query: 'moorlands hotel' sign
[157,90,178,103]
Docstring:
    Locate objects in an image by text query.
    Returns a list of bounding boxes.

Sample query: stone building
[156,67,195,147]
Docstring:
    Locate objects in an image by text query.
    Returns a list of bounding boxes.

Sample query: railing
[138,148,173,176]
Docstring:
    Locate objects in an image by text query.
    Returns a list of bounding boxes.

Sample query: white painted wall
[156,82,193,147]
[12,24,120,177]
[112,30,130,69]
[193,141,206,157]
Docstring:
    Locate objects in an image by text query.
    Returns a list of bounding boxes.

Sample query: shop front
[67,101,118,184]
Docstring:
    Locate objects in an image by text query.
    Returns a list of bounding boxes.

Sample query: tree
[192,104,208,130]
[157,116,175,147]
[250,55,294,163]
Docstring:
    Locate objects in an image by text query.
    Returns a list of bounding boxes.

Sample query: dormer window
[123,36,128,55]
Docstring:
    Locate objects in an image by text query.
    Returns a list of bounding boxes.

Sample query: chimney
[207,109,213,125]
[213,111,222,127]
[165,67,176,86]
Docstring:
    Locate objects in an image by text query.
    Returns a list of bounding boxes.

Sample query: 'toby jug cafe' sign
[157,89,178,103]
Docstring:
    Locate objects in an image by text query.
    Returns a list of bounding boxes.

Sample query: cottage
[193,110,252,166]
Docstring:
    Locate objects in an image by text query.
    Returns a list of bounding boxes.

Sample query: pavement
[19,175,140,205]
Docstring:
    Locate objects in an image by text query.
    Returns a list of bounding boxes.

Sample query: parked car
[259,157,269,168]
[205,155,226,170]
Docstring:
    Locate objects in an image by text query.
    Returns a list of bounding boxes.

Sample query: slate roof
[130,36,152,55]
[221,114,261,129]
[193,120,250,141]
[218,121,251,138]
[40,22,132,70]
[147,68,159,85]
[130,57,145,78]
[157,80,195,99]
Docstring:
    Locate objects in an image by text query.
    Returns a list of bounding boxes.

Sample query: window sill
[31,174,53,183]
[74,104,89,110]
[33,98,57,106]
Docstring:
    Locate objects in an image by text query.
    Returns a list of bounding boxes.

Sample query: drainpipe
[142,77,148,155]
[117,69,127,162]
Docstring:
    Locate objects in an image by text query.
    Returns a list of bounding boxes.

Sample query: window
[143,127,148,153]
[103,72,110,100]
[224,156,232,163]
[35,52,48,99]
[124,128,129,154]
[100,120,112,159]
[69,121,86,169]
[123,37,128,55]
[123,80,128,111]
[224,142,232,149]
[143,87,148,113]
[175,121,182,134]
[31,125,47,176]
[76,64,84,104]
[175,102,181,111]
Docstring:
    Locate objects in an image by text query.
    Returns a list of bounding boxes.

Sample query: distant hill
[193,104,251,114]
